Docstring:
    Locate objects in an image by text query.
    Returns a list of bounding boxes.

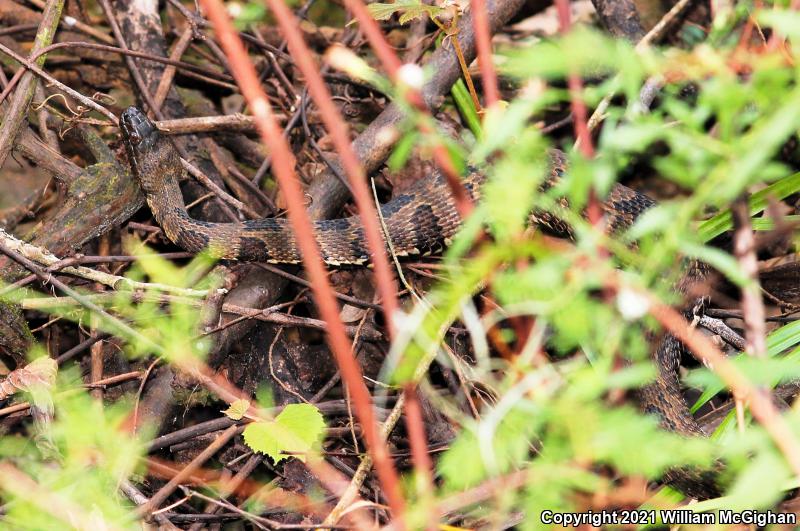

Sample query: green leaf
[698,171,800,241]
[452,79,482,139]
[242,404,325,464]
[223,399,250,421]
[365,0,442,23]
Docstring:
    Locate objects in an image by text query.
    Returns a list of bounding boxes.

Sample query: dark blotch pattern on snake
[120,105,720,498]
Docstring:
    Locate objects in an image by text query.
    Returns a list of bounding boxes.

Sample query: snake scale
[120,105,719,498]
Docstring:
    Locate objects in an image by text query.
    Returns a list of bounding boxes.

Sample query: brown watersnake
[120,105,720,498]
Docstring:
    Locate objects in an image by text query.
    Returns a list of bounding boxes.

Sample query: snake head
[120,106,159,154]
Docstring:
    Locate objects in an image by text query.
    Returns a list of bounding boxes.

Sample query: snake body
[120,105,718,498]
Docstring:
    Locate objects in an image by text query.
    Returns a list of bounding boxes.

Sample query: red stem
[341,0,403,78]
[402,383,436,526]
[555,0,602,227]
[198,0,407,526]
[262,0,400,336]
[340,0,474,218]
[471,0,500,108]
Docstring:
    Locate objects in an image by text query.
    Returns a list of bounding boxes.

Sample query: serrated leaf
[223,399,250,421]
[242,404,325,464]
[274,403,326,447]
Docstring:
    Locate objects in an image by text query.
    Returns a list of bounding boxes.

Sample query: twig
[254,263,383,310]
[584,0,696,133]
[29,42,232,83]
[696,315,746,351]
[181,158,262,219]
[0,40,117,123]
[25,0,116,45]
[154,27,194,112]
[137,425,240,515]
[154,114,276,134]
[0,228,221,297]
[0,0,64,169]
[120,480,180,530]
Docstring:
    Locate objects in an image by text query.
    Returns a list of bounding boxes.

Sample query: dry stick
[262,0,400,337]
[0,0,64,170]
[98,0,166,124]
[645,291,800,479]
[181,158,263,219]
[154,113,265,135]
[0,371,142,420]
[186,453,263,530]
[0,41,117,123]
[0,68,24,108]
[16,292,380,339]
[30,42,233,83]
[154,27,195,112]
[198,0,407,526]
[585,0,695,134]
[0,227,220,297]
[254,263,383,310]
[56,333,110,364]
[137,424,240,516]
[0,23,42,38]
[436,470,527,516]
[120,480,181,530]
[25,0,116,45]
[470,0,500,108]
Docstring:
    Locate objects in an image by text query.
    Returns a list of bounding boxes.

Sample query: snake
[120,105,720,498]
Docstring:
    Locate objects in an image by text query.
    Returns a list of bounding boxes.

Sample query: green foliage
[223,398,252,420]
[377,17,800,525]
[366,0,444,25]
[242,403,326,464]
[0,367,147,529]
[6,3,800,528]
[0,245,220,527]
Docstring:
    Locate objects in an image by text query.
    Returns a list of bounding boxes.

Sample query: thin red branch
[198,0,407,526]
[341,0,403,78]
[556,0,601,228]
[262,0,400,336]
[402,383,435,526]
[555,0,594,158]
[471,0,500,108]
[340,0,474,218]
